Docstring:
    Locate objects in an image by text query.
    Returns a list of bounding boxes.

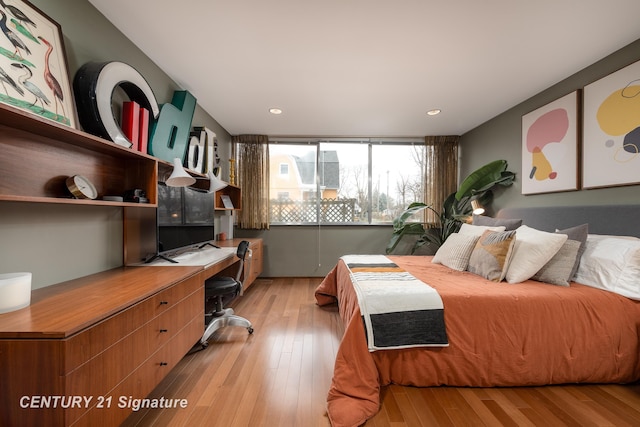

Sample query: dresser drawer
[70,316,203,427]
[65,289,202,392]
[62,287,202,424]
[63,274,202,373]
[0,266,205,427]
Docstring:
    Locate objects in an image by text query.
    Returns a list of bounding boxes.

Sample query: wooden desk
[0,237,264,426]
[0,253,240,426]
[213,238,263,290]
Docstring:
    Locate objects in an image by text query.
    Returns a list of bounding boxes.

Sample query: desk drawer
[65,288,202,390]
[63,275,202,372]
[70,316,203,427]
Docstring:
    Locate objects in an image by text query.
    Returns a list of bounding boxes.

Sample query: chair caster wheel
[248,327,254,334]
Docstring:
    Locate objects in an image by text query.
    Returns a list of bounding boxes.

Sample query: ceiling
[88,0,640,138]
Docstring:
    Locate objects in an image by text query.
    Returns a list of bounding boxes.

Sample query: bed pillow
[458,223,505,236]
[555,223,588,280]
[574,234,640,300]
[505,225,567,284]
[531,239,581,286]
[432,233,481,271]
[531,223,589,286]
[467,229,516,282]
[472,215,522,231]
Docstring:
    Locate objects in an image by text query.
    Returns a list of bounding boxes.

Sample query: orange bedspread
[315,256,640,427]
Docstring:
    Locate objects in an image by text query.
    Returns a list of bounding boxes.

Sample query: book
[122,101,140,149]
[138,107,150,153]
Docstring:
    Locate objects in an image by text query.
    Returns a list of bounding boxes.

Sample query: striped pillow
[432,233,481,271]
[467,230,517,282]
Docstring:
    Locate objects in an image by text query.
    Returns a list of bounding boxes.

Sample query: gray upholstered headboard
[496,205,640,238]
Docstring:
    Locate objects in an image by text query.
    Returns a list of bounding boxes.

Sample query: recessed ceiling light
[269,108,283,115]
[426,109,441,116]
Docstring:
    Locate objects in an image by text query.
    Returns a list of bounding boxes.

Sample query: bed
[315,205,640,427]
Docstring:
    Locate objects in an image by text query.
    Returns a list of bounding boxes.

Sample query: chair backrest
[236,240,250,260]
[235,240,251,283]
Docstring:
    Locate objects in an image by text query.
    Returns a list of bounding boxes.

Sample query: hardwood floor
[123,277,640,427]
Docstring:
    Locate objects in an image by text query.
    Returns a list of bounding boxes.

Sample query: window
[269,139,426,225]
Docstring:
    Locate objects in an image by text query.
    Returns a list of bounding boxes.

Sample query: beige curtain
[233,135,270,230]
[424,135,459,225]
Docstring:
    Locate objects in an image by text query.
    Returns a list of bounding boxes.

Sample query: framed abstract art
[0,0,76,128]
[521,91,580,195]
[583,59,640,188]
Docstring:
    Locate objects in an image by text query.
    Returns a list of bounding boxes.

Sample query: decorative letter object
[187,133,205,173]
[192,126,219,173]
[148,91,197,163]
[73,61,160,148]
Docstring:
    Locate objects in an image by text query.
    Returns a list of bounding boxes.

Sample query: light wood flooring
[123,277,640,427]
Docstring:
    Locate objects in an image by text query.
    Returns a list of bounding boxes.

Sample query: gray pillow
[531,239,581,286]
[556,223,588,280]
[473,215,522,231]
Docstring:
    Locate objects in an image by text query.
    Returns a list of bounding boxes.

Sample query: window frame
[268,138,427,226]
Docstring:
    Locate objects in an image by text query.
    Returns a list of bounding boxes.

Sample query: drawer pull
[159,362,168,366]
[160,301,169,305]
[160,329,168,333]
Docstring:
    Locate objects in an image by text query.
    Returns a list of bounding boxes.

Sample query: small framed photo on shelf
[0,1,77,128]
[220,195,234,209]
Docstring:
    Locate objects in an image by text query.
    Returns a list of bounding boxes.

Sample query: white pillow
[458,223,505,236]
[505,225,567,283]
[574,234,640,300]
[432,233,481,271]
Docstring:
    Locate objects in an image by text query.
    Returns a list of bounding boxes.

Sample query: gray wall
[0,0,230,289]
[459,38,640,215]
[235,226,406,278]
[249,39,640,278]
[3,1,639,286]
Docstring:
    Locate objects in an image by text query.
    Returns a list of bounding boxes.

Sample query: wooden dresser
[0,266,205,426]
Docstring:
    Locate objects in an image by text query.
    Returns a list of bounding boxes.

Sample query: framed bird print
[0,0,76,128]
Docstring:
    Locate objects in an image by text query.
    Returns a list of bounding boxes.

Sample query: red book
[122,101,140,149]
[138,107,150,153]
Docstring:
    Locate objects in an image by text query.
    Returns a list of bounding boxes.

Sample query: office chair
[200,240,254,348]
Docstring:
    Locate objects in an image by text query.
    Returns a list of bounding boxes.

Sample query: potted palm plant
[386,160,515,254]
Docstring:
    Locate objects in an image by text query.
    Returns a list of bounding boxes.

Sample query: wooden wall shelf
[215,184,241,210]
[0,103,157,207]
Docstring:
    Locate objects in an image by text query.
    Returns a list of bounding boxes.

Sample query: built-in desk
[214,238,263,290]
[0,238,262,426]
[0,243,252,427]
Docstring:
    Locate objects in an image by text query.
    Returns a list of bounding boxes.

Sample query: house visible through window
[269,139,427,225]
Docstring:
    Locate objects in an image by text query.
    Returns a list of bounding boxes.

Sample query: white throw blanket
[341,255,448,352]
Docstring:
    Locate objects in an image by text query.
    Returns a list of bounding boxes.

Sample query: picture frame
[220,195,234,209]
[583,59,640,189]
[0,0,76,128]
[521,91,580,195]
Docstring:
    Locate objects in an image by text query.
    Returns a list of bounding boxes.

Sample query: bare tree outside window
[268,140,428,225]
